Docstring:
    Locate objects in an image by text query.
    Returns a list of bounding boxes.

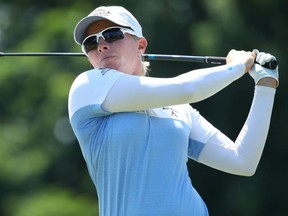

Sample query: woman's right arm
[102,50,255,112]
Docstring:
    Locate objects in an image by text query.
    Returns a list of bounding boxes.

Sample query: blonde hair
[132,35,150,76]
[141,60,150,76]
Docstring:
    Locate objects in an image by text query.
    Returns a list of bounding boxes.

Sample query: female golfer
[68,6,278,216]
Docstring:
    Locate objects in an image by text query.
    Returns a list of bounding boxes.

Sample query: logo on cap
[91,8,111,17]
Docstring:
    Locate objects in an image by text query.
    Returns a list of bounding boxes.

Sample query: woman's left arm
[196,85,276,176]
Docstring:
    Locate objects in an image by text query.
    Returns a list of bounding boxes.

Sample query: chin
[101,59,120,69]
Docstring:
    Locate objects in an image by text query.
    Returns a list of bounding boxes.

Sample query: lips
[100,55,116,62]
[98,55,119,69]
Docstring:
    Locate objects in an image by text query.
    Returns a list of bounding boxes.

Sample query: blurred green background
[0,0,287,215]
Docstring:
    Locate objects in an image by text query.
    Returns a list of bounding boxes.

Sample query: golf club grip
[206,57,278,69]
[261,59,278,70]
[143,54,278,69]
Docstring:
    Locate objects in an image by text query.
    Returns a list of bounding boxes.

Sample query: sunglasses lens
[83,36,98,54]
[82,28,125,54]
[102,28,124,43]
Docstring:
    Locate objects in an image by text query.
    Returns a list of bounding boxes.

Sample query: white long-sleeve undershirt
[69,62,276,176]
[197,86,275,176]
[99,63,275,176]
[102,63,245,112]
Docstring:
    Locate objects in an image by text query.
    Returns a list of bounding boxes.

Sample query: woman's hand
[249,64,279,88]
[226,49,256,72]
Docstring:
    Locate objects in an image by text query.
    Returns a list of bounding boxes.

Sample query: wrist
[256,77,277,88]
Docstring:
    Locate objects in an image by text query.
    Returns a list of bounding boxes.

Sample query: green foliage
[4,188,98,216]
[0,0,287,215]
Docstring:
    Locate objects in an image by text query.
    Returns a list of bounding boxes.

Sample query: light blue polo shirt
[69,69,214,216]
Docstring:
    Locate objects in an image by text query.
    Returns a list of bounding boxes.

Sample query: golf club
[0,52,277,69]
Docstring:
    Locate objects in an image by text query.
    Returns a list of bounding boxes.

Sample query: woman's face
[84,20,147,76]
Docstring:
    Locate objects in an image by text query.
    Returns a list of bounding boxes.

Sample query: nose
[97,37,110,53]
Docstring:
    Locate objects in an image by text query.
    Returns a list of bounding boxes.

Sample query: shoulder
[69,68,125,98]
[68,68,125,118]
[72,68,124,86]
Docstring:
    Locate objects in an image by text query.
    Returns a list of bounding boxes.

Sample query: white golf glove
[253,49,277,67]
[249,63,279,87]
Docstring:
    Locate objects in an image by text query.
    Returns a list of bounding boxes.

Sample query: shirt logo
[99,68,111,75]
[162,107,178,117]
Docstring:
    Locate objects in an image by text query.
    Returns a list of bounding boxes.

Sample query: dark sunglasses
[81,26,137,55]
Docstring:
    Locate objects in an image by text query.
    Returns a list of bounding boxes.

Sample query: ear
[137,37,148,54]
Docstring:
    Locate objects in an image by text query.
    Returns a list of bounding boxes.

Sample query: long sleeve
[197,86,276,176]
[101,63,245,112]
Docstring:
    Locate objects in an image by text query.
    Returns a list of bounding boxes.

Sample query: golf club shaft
[0,52,277,69]
[0,52,85,57]
[143,54,226,64]
[0,52,226,64]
